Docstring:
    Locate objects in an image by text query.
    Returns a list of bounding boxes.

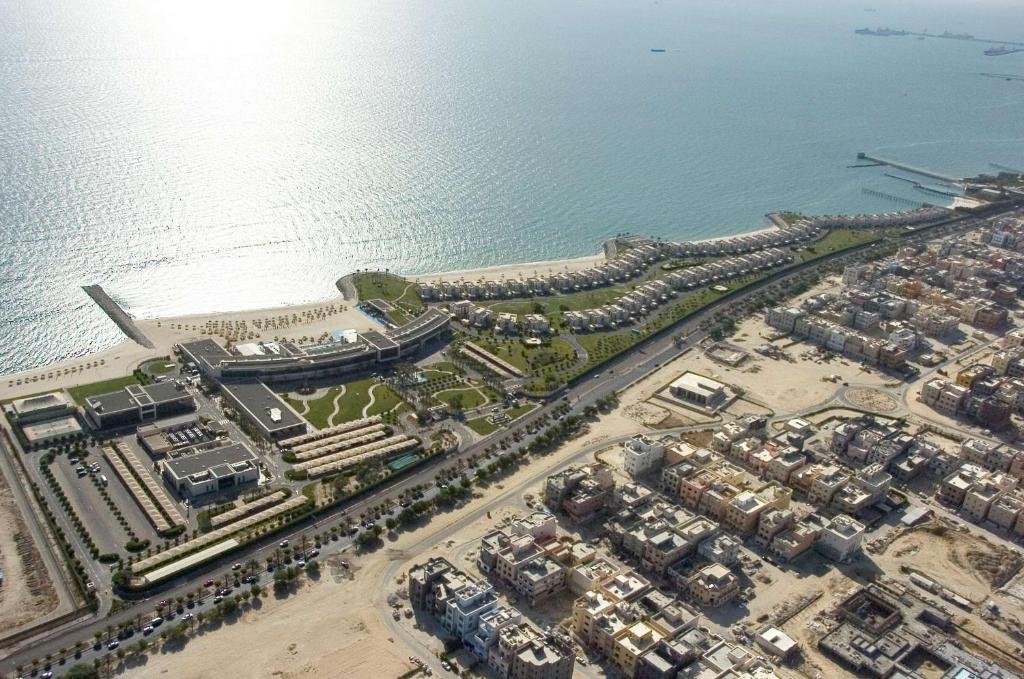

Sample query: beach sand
[406,252,607,284]
[0,299,381,401]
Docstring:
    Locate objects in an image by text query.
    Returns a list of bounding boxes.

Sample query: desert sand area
[689,322,893,415]
[118,394,652,679]
[0,458,60,633]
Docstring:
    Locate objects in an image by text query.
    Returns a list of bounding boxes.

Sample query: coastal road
[2,206,1004,675]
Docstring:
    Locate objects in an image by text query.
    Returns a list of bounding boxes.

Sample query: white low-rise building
[622,434,666,478]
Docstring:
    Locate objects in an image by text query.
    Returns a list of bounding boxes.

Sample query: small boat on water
[985,45,1023,56]
[650,48,666,53]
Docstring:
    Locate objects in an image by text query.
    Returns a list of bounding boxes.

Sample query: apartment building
[687,564,740,608]
[623,434,666,478]
[815,514,865,563]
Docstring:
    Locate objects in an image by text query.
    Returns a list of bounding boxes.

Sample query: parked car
[142,626,154,636]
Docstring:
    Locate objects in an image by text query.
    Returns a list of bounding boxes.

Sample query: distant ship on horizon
[855,27,908,37]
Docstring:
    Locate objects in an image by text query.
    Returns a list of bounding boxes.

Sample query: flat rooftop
[86,381,191,414]
[220,382,304,432]
[178,338,231,365]
[361,330,399,352]
[164,442,257,479]
[22,416,83,442]
[12,391,70,416]
[670,372,726,398]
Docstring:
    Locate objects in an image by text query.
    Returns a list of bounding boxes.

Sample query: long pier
[860,188,933,209]
[857,153,960,184]
[82,285,154,349]
[912,32,1024,47]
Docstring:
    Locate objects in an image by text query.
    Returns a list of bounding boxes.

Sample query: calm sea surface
[2,0,1023,373]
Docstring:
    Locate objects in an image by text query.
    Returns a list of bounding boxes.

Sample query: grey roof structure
[178,308,449,382]
[164,443,257,479]
[219,382,303,434]
[86,381,192,415]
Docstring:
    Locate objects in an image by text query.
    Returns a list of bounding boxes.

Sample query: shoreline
[0,213,880,394]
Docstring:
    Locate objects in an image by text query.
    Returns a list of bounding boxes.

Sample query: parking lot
[46,447,166,555]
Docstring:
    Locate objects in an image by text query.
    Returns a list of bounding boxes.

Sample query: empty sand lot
[0,462,59,633]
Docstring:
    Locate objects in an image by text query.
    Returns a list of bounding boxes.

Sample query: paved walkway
[327,386,348,426]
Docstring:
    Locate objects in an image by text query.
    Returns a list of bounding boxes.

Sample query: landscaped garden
[279,378,407,429]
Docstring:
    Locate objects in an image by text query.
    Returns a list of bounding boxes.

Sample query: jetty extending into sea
[82,284,154,348]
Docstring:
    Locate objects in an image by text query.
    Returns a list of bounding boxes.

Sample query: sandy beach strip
[404,252,607,283]
[405,222,784,283]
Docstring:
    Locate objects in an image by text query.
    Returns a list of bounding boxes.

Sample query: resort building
[219,381,308,441]
[83,381,196,430]
[161,442,260,499]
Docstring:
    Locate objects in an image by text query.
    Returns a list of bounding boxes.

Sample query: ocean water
[2,0,1023,374]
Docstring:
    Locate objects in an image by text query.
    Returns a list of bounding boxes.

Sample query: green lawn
[466,415,502,436]
[434,387,489,410]
[280,379,405,429]
[476,338,578,375]
[797,228,884,263]
[67,375,142,405]
[280,387,344,429]
[141,359,176,375]
[387,307,413,326]
[332,378,404,424]
[351,272,424,311]
[420,361,463,376]
[506,403,538,420]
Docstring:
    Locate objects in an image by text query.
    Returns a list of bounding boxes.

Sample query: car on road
[142,626,154,636]
[280,540,289,548]
[307,549,319,558]
[107,640,119,651]
[204,579,215,588]
[232,562,242,570]
[150,616,164,627]
[213,595,223,604]
[41,672,53,679]
[441,661,451,671]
